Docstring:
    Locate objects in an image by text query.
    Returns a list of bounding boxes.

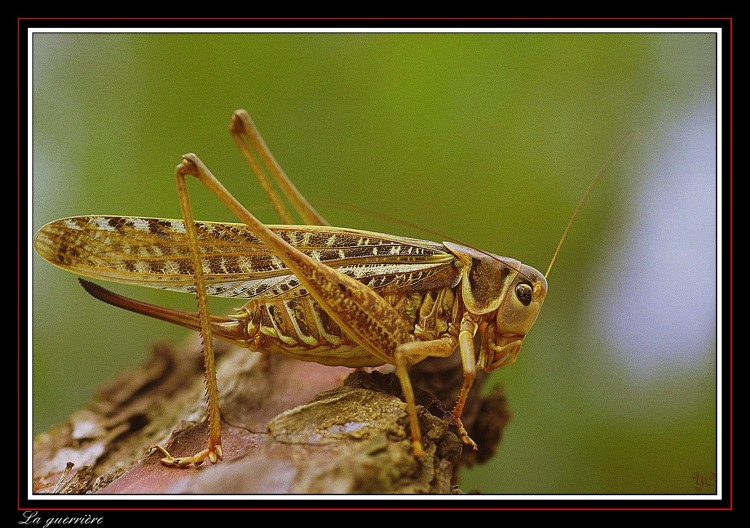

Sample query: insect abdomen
[242,286,459,367]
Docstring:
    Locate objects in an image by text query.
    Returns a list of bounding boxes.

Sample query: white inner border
[26,25,724,502]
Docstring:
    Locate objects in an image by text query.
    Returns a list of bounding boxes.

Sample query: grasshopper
[34,110,627,467]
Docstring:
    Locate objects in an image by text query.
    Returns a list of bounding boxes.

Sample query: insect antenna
[545,132,636,279]
[325,199,535,281]
[319,200,464,244]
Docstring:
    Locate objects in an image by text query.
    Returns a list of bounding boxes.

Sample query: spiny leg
[394,335,458,457]
[395,314,481,452]
[176,154,429,455]
[153,110,325,466]
[149,164,224,468]
[452,314,480,450]
[228,111,324,410]
[230,109,328,226]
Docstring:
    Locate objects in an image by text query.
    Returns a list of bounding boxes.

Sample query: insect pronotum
[34,110,631,466]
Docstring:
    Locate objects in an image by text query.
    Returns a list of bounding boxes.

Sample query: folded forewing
[35,216,459,299]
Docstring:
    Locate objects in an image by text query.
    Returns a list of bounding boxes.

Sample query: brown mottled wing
[34,216,460,299]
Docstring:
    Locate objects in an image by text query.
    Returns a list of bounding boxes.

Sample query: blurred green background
[31,31,718,495]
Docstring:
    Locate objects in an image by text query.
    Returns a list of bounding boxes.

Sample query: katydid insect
[34,110,629,466]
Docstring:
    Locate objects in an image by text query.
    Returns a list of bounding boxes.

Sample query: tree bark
[32,336,510,494]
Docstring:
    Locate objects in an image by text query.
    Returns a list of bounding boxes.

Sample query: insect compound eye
[515,282,533,306]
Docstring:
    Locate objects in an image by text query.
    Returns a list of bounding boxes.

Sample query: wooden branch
[33,337,510,494]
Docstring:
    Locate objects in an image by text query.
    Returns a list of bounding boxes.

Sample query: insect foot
[150,444,223,468]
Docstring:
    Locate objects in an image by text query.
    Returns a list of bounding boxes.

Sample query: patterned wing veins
[34,216,458,299]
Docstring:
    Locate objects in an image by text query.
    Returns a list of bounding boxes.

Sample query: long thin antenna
[545,132,636,279]
[321,200,533,281]
[318,199,463,244]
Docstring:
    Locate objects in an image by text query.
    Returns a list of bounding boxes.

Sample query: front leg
[452,313,480,450]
